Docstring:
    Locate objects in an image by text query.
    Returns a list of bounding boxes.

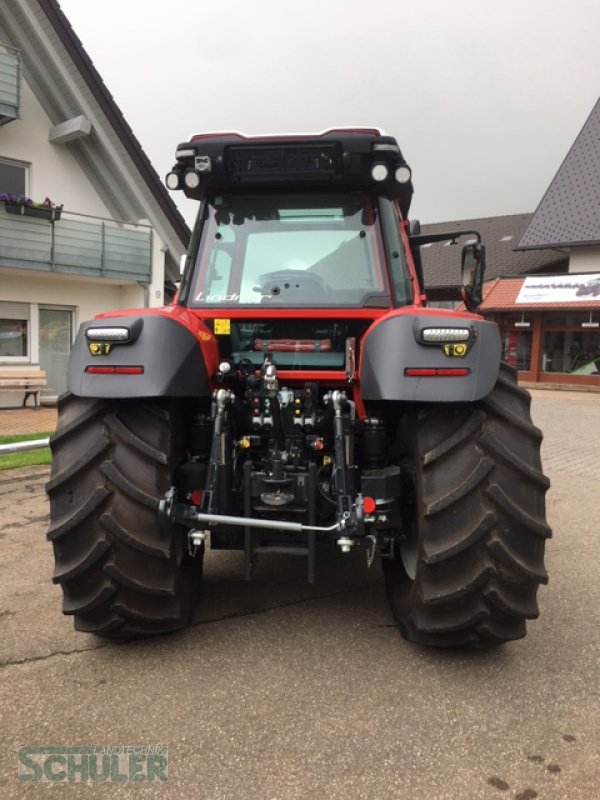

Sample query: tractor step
[244,532,317,583]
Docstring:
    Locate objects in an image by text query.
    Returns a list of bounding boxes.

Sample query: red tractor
[47,128,551,647]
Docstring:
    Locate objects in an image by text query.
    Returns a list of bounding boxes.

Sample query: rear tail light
[190,489,203,506]
[85,366,144,375]
[404,368,470,377]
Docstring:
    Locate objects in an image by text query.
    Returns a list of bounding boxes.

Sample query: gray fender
[360,313,501,402]
[67,314,211,399]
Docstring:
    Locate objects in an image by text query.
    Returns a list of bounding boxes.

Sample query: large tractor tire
[46,393,202,638]
[384,363,551,647]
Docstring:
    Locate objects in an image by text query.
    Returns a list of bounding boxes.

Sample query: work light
[371,163,388,182]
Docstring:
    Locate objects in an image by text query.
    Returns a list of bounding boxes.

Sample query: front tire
[384,364,551,648]
[46,394,202,638]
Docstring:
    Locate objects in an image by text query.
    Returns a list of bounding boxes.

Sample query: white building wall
[1,80,112,218]
[1,79,167,313]
[568,246,600,274]
[0,270,149,407]
[0,79,169,406]
[0,269,145,325]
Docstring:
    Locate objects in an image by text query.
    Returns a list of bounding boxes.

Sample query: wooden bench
[0,368,47,407]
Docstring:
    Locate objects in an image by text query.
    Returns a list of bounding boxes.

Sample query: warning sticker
[213,319,231,335]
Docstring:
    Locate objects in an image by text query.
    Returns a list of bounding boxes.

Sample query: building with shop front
[476,275,600,387]
[421,97,600,388]
[503,97,600,387]
[0,0,189,406]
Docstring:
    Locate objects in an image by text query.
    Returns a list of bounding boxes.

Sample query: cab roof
[166,128,414,217]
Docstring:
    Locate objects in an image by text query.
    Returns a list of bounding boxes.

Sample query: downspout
[137,225,153,307]
[137,282,150,307]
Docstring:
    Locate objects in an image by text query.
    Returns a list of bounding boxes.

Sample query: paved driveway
[0,390,598,799]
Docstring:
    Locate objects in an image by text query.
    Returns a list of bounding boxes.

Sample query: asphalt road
[0,389,599,799]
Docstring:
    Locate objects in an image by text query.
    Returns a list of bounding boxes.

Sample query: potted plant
[1,193,63,220]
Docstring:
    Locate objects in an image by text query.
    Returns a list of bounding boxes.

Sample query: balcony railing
[0,42,20,125]
[0,205,152,281]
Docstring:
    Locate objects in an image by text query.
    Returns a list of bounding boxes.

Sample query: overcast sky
[59,0,600,229]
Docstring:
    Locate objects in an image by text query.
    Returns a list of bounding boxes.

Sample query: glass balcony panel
[54,218,103,269]
[0,43,20,123]
[104,225,152,275]
[0,212,52,262]
[0,206,151,280]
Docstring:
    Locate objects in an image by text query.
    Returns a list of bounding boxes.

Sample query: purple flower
[2,193,63,210]
[0,192,32,205]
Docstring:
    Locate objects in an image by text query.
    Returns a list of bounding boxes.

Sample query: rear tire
[384,363,551,647]
[46,393,202,638]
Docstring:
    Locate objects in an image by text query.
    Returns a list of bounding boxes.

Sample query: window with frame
[0,302,29,360]
[502,328,532,371]
[539,312,600,374]
[542,329,600,375]
[0,158,28,196]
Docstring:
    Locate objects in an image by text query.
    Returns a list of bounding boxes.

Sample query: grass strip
[0,449,52,470]
[0,432,53,470]
[0,432,53,445]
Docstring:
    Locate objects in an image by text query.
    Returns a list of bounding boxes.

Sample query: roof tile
[420,214,567,289]
[518,98,600,249]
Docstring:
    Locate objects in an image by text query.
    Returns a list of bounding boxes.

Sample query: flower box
[4,201,62,221]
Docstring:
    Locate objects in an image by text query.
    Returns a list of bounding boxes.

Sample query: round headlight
[165,172,180,190]
[371,163,389,182]
[184,171,201,189]
[395,165,412,184]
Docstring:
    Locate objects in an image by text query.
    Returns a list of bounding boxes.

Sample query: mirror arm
[409,230,482,247]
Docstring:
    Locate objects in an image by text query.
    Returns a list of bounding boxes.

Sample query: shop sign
[516,274,600,304]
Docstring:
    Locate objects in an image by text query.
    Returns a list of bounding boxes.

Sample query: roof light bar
[168,129,414,214]
[373,142,400,153]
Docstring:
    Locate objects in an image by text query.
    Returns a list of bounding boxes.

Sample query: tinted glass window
[189,194,393,308]
[0,160,27,196]
[0,318,27,357]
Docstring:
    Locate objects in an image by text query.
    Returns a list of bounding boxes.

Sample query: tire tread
[46,394,202,638]
[384,363,551,648]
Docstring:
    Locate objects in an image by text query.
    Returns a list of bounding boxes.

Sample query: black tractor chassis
[159,385,400,584]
